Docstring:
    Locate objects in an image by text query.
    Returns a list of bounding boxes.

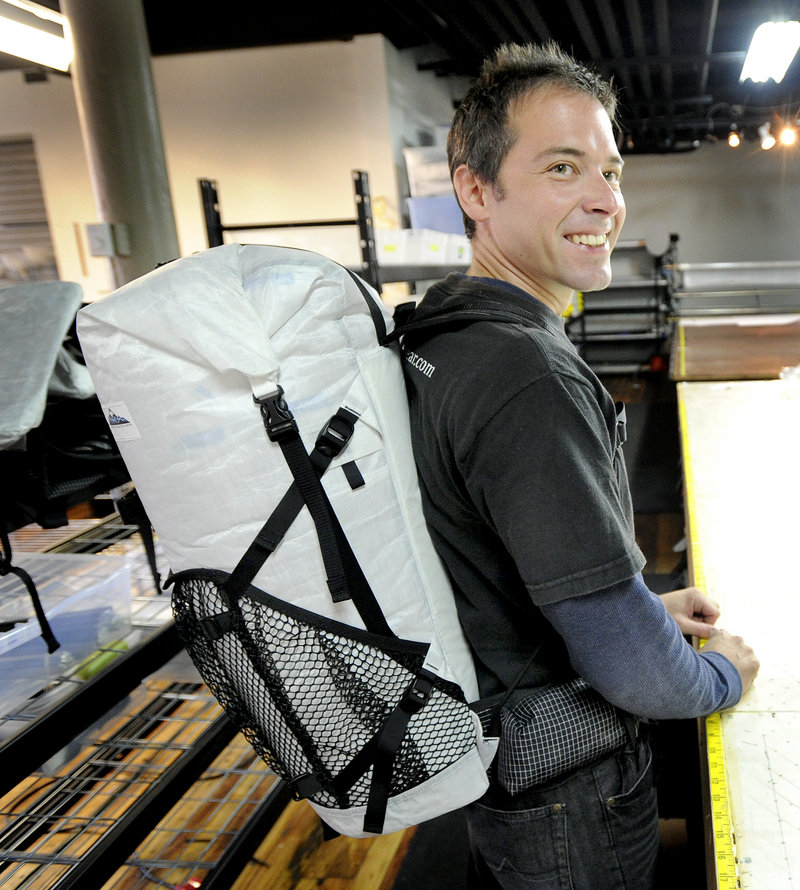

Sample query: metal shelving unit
[0,517,291,889]
[200,170,381,290]
[199,172,468,294]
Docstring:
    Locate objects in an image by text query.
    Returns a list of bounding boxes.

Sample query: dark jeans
[464,735,659,889]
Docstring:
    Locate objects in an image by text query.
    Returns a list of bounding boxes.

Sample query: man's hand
[660,587,760,697]
[702,628,760,697]
[660,586,721,638]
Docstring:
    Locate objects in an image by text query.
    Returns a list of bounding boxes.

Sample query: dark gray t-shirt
[402,274,646,698]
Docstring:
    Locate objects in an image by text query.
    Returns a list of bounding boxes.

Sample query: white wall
[154,37,401,274]
[1,35,457,300]
[620,139,800,263]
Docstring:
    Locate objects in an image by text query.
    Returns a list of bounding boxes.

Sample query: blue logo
[107,408,131,426]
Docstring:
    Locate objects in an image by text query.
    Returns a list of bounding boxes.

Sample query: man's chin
[575,273,613,294]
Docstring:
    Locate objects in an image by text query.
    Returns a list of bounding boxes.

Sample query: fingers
[682,617,716,639]
[703,628,760,694]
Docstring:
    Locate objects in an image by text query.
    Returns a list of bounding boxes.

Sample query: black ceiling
[7,1,800,154]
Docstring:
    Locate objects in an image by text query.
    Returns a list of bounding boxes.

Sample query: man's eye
[550,163,573,175]
[605,170,622,184]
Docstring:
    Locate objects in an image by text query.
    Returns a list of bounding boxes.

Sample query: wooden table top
[671,314,800,381]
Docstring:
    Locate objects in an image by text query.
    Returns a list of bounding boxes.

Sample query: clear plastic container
[0,553,132,715]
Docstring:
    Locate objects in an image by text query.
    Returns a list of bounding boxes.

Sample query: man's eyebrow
[537,146,584,160]
[536,146,625,166]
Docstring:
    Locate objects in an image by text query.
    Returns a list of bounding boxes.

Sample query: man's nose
[583,175,624,215]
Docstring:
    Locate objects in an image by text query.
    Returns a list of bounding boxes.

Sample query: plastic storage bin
[0,553,132,716]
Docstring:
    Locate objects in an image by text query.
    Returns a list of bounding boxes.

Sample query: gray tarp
[0,281,93,450]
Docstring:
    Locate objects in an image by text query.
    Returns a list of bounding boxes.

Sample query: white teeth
[568,233,608,246]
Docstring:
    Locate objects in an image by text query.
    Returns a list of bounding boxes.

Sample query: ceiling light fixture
[0,0,72,72]
[779,124,798,146]
[741,21,800,83]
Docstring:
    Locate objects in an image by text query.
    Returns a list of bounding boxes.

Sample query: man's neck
[466,253,572,316]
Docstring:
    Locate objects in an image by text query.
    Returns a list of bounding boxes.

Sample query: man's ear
[453,164,492,225]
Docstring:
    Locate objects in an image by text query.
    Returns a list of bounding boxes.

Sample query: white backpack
[77,243,497,837]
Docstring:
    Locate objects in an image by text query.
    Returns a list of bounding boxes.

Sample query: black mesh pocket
[171,568,478,810]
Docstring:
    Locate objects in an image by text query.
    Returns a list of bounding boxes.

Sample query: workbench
[678,378,800,888]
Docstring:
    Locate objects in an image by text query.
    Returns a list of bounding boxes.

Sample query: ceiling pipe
[591,0,637,102]
[622,0,654,100]
[698,0,720,96]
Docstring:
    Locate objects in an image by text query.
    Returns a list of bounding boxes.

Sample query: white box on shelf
[374,229,471,269]
[375,228,410,265]
[448,234,472,265]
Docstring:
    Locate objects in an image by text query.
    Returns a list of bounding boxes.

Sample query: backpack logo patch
[105,402,141,440]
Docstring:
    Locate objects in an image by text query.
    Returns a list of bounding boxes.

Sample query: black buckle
[254,386,298,442]
[289,773,324,801]
[401,675,433,716]
[200,611,235,640]
[315,412,356,459]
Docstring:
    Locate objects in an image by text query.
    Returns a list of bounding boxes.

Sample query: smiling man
[453,83,625,310]
[401,43,758,890]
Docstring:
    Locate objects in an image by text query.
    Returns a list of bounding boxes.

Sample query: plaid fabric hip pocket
[482,678,635,795]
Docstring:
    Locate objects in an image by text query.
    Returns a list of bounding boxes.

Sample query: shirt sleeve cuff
[700,650,743,711]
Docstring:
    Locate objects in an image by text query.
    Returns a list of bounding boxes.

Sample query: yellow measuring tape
[705,712,739,889]
[678,392,739,889]
[676,322,687,380]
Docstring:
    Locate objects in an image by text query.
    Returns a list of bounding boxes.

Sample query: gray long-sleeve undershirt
[540,572,741,720]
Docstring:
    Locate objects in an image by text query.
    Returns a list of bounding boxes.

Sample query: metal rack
[0,679,289,889]
[200,170,381,290]
[668,259,800,316]
[0,517,291,889]
[199,172,469,293]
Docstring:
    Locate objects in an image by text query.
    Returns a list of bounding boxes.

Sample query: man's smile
[565,232,610,246]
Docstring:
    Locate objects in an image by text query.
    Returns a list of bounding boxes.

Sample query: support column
[61,0,180,287]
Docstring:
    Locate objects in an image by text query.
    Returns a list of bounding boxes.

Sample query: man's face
[476,85,626,308]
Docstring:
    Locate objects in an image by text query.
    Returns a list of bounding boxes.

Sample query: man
[401,43,758,889]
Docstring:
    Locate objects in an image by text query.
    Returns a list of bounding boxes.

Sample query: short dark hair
[448,42,618,237]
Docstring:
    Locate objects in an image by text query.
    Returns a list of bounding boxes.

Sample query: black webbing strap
[223,484,306,600]
[290,670,435,834]
[0,529,60,653]
[319,492,395,636]
[115,488,162,593]
[224,405,355,600]
[223,392,395,637]
[249,390,352,604]
[346,269,389,343]
[362,671,434,834]
[472,642,544,737]
[345,266,551,348]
